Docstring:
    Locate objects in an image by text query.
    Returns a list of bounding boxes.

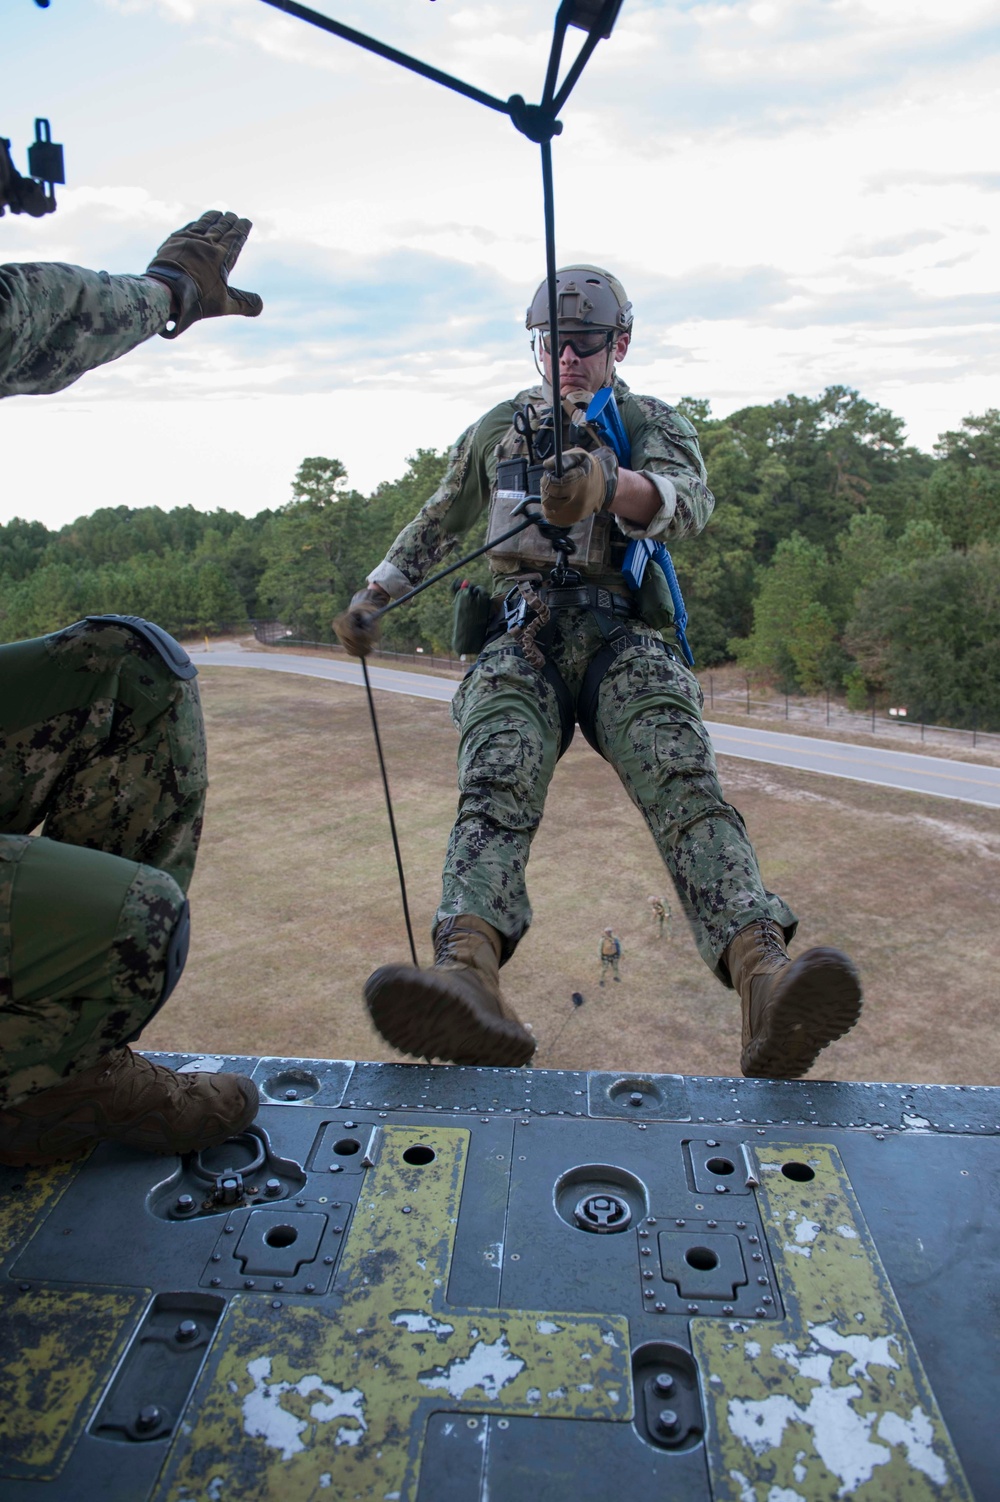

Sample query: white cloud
[3,0,999,526]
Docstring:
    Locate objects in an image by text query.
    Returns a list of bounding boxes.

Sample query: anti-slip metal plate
[0,1057,996,1501]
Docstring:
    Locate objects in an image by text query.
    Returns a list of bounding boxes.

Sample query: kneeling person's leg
[0,619,207,892]
[0,835,256,1164]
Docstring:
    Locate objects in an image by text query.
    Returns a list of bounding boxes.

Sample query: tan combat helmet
[526,265,633,335]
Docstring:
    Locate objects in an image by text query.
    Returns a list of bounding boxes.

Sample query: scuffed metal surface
[156,1125,631,1501]
[0,1158,88,1271]
[0,1285,147,1480]
[691,1143,974,1501]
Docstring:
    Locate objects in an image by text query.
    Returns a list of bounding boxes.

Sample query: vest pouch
[452,582,492,656]
[637,558,676,631]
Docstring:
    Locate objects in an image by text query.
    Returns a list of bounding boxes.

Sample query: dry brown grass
[143,666,1000,1086]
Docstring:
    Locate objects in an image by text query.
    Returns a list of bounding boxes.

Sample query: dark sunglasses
[538,330,614,359]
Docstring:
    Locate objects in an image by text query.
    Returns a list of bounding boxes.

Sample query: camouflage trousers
[0,620,207,1107]
[437,609,796,982]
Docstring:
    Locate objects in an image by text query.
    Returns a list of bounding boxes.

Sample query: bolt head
[135,1405,162,1432]
[654,1372,674,1394]
[657,1409,679,1435]
[176,1320,199,1342]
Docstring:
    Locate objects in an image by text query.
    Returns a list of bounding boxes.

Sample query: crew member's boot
[0,1049,259,1167]
[364,915,537,1067]
[724,919,863,1079]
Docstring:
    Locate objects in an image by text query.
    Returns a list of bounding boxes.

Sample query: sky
[3,0,999,529]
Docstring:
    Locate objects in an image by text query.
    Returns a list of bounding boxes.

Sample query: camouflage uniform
[0,620,207,1107]
[599,930,621,986]
[0,262,170,396]
[367,378,796,984]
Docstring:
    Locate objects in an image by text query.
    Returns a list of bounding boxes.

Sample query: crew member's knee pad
[160,898,191,1006]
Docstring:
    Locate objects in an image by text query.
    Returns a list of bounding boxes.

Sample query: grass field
[143,665,1000,1086]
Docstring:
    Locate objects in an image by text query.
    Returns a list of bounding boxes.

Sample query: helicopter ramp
[1,1055,996,1500]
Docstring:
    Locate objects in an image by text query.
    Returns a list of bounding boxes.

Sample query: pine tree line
[1,386,997,729]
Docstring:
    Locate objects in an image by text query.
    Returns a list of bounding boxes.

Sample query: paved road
[196,649,1000,810]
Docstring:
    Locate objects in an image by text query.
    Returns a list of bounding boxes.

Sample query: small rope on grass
[361,654,419,967]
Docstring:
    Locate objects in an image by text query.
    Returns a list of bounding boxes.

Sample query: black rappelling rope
[360,654,419,967]
[260,0,625,959]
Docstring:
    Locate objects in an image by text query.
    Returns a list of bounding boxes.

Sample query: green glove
[146,209,263,339]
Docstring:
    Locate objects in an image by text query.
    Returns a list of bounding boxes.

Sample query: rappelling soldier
[0,194,263,1165]
[337,266,863,1080]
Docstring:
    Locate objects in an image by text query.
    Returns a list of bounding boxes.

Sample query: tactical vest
[484,405,630,585]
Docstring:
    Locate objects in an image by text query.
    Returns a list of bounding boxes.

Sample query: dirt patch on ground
[143,666,1000,1086]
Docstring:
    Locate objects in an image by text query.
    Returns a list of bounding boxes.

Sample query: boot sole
[365,966,536,1068]
[741,948,863,1080]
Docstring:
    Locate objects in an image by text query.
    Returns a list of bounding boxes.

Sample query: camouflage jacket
[369,375,715,599]
[0,262,171,397]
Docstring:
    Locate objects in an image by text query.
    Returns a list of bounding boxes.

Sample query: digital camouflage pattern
[437,609,796,980]
[0,262,171,397]
[0,620,206,1105]
[369,375,714,599]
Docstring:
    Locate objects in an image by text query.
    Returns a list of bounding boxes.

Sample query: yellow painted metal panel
[691,1143,973,1501]
[0,1285,148,1480]
[0,1157,89,1269]
[158,1125,632,1501]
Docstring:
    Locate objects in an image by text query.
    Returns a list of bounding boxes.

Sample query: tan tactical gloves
[146,210,263,339]
[540,445,618,526]
[334,586,389,657]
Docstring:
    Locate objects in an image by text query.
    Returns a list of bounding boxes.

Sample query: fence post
[709,673,714,709]
[973,709,978,748]
[785,694,789,720]
[871,694,876,733]
[826,689,830,726]
[746,677,750,714]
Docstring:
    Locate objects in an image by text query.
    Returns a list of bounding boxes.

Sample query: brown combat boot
[725,919,863,1080]
[0,1049,259,1167]
[364,916,537,1067]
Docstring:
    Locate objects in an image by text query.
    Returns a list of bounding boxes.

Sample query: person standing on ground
[650,894,672,940]
[598,929,622,987]
[337,265,862,1080]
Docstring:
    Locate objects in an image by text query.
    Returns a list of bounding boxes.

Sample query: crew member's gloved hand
[540,445,618,527]
[146,210,263,339]
[333,586,389,657]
